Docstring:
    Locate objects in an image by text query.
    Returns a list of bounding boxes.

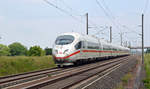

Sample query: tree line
[0,42,52,56]
[146,48,150,53]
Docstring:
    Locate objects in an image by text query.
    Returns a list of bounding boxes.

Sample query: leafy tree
[0,44,10,56]
[9,42,27,56]
[28,46,45,56]
[146,48,150,53]
[44,47,52,55]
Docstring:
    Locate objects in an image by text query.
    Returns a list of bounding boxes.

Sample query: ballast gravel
[76,56,137,89]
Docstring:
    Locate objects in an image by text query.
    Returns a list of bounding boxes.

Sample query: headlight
[63,49,69,54]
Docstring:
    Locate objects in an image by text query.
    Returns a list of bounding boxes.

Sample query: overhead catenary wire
[58,0,108,31]
[96,0,137,31]
[95,0,122,33]
[101,0,116,20]
[58,0,82,16]
[122,25,141,35]
[101,0,133,33]
[96,0,143,45]
[94,26,109,37]
[44,0,139,44]
[59,0,111,36]
[43,0,84,24]
[43,0,107,36]
[88,19,108,30]
[59,0,73,11]
[96,0,137,34]
[58,0,106,31]
[96,0,124,33]
[57,0,113,36]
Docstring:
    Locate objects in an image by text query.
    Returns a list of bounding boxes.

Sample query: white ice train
[52,32,130,67]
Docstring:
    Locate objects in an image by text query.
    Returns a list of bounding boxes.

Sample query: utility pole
[110,26,112,43]
[142,14,144,64]
[86,13,88,35]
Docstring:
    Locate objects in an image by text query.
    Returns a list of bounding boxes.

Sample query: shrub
[0,44,10,56]
[144,54,150,89]
[0,56,56,76]
[9,42,27,56]
[28,46,45,56]
[45,47,52,55]
[146,48,150,53]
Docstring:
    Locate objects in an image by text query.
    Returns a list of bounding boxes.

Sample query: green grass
[115,83,124,89]
[0,56,56,77]
[121,73,132,85]
[115,73,133,89]
[143,54,150,89]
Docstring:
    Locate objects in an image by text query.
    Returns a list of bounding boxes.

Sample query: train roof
[58,32,130,50]
[58,32,81,37]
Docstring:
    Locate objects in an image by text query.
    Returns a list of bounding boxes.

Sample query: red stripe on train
[55,50,125,59]
[82,50,120,53]
[55,50,80,59]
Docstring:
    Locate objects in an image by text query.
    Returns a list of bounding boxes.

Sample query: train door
[75,41,85,59]
[98,40,102,57]
[75,41,82,59]
[100,42,104,57]
[81,41,86,59]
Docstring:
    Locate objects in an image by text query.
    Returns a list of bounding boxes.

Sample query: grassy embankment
[115,72,133,89]
[143,54,150,89]
[116,54,150,89]
[0,56,56,77]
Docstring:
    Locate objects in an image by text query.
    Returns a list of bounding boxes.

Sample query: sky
[0,0,149,48]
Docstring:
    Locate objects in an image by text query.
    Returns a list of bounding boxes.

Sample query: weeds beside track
[0,56,56,77]
[143,54,150,89]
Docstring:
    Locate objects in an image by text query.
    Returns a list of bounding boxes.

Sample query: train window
[103,45,109,50]
[82,41,85,48]
[75,41,82,50]
[87,42,99,49]
[55,35,74,45]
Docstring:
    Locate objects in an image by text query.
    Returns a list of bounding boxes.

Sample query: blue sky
[0,0,149,48]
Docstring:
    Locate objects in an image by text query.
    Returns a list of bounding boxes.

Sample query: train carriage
[52,32,130,67]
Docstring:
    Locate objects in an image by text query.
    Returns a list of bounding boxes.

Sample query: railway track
[3,56,131,89]
[0,67,60,88]
[0,66,86,88]
[0,65,90,89]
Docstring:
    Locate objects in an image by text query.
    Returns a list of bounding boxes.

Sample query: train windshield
[55,35,75,45]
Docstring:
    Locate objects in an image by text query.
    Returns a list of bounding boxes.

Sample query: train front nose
[53,34,75,66]
[53,48,70,63]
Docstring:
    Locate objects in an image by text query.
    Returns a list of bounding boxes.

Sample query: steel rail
[0,67,61,88]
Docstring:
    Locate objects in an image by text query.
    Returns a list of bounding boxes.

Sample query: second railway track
[0,65,84,88]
